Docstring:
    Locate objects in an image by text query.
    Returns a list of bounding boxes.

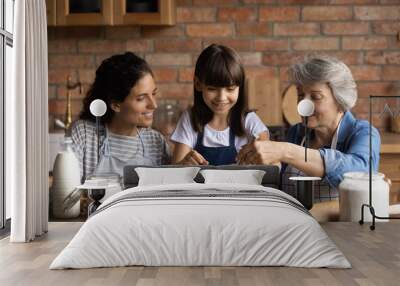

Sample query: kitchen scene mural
[46,0,400,221]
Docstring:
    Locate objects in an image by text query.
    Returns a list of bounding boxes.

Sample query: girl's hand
[237,140,286,165]
[180,150,209,165]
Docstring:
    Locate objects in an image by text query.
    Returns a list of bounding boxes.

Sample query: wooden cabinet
[55,0,113,26]
[46,0,57,26]
[114,0,175,25]
[45,0,176,26]
[380,133,400,204]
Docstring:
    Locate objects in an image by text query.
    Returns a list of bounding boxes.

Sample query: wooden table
[380,132,400,204]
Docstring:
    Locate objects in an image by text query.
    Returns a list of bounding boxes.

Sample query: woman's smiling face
[113,73,158,128]
[297,82,343,130]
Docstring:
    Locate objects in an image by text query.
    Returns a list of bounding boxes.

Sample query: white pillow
[200,169,266,185]
[135,167,201,186]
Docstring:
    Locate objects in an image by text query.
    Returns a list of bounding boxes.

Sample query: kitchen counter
[380,132,400,203]
[380,132,400,154]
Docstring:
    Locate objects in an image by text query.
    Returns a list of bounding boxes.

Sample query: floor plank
[0,222,399,286]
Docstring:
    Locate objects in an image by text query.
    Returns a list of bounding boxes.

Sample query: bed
[50,165,350,269]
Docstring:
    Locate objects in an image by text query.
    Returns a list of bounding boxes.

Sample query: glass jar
[153,103,181,151]
[85,172,123,201]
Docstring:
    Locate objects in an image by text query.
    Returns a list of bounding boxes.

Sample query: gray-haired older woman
[237,55,381,219]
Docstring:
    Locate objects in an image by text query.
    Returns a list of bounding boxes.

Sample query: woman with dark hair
[171,44,269,166]
[71,52,170,179]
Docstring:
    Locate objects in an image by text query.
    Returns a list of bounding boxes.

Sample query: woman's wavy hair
[190,44,247,137]
[79,52,153,124]
[288,55,357,111]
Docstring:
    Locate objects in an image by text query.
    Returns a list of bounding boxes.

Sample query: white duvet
[50,183,351,269]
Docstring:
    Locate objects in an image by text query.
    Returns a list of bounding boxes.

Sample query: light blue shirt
[283,111,381,188]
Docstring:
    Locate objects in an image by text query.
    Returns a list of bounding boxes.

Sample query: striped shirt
[71,120,171,180]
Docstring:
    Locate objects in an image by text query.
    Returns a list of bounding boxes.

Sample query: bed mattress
[50,183,350,269]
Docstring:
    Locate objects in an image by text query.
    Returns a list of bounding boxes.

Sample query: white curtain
[7,0,49,242]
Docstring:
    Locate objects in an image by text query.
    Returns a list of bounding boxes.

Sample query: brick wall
[48,0,400,132]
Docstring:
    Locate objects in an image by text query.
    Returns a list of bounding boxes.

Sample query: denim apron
[281,123,340,203]
[194,129,237,166]
[92,127,156,177]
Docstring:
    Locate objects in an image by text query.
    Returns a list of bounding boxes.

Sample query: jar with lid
[338,172,389,222]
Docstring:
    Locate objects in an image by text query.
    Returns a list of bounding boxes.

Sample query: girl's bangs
[200,55,243,87]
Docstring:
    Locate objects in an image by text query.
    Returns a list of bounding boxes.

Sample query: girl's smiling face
[196,81,239,116]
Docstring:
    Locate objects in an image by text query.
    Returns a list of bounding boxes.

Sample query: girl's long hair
[190,44,247,136]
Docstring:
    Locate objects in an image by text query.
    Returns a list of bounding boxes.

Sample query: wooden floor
[1,222,399,286]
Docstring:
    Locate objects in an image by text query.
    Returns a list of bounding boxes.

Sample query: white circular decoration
[297,99,315,117]
[89,99,107,117]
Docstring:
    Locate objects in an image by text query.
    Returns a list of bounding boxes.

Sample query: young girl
[171,44,269,166]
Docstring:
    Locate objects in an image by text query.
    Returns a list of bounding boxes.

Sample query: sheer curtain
[7,0,49,242]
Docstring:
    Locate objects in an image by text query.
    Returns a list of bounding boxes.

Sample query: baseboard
[0,218,11,239]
